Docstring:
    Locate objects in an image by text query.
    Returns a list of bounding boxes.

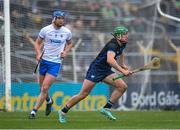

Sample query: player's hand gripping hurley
[112,57,161,81]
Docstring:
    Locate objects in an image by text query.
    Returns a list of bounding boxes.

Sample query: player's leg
[30,60,49,118]
[67,79,95,108]
[29,73,56,119]
[100,73,127,120]
[104,73,127,103]
[38,60,53,106]
[39,75,52,106]
[29,75,50,118]
[58,79,96,123]
[44,62,62,116]
[29,75,45,118]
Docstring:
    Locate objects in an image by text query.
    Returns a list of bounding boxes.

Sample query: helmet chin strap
[110,33,128,46]
[111,33,122,41]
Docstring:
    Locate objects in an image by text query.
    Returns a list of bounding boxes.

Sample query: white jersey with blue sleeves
[39,24,72,63]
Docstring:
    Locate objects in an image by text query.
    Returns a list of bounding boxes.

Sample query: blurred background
[0,0,179,111]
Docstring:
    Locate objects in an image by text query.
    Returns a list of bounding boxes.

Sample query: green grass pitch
[0,111,180,129]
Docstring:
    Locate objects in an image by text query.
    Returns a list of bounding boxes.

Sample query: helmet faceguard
[113,26,128,37]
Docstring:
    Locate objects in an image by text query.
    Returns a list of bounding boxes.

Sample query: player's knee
[123,83,128,90]
[40,84,49,93]
[117,83,128,91]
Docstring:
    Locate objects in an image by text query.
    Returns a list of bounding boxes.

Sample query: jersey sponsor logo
[50,39,62,44]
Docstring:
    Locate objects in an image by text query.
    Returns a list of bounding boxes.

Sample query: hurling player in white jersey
[29,10,73,119]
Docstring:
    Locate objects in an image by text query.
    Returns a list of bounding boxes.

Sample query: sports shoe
[58,110,66,123]
[29,111,36,119]
[100,108,116,120]
[45,98,54,116]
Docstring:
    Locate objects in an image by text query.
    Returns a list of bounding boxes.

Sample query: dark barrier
[116,83,180,110]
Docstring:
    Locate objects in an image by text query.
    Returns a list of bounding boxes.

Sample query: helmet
[113,26,128,36]
[53,10,65,17]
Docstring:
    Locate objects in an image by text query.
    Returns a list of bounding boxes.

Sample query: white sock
[46,98,52,104]
[31,110,36,115]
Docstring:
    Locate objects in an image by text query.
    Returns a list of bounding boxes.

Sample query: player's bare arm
[107,51,130,76]
[34,37,43,61]
[60,40,73,58]
[120,52,128,70]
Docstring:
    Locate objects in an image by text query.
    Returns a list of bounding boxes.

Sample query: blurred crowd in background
[0,0,178,50]
[0,0,180,34]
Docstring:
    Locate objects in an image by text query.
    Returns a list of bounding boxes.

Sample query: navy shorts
[85,63,114,83]
[39,59,62,77]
